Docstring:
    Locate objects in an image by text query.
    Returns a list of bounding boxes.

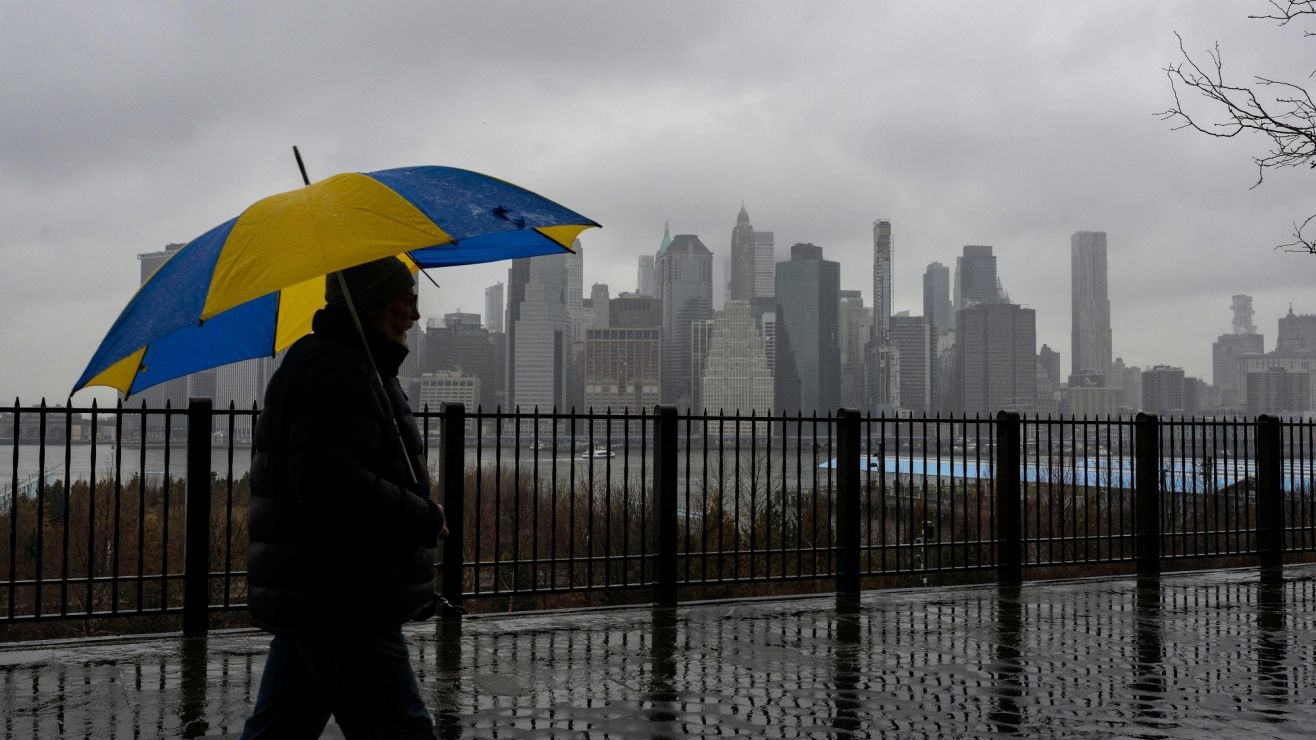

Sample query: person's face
[374,289,420,345]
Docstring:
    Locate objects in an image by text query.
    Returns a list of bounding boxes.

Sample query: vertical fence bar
[836,409,861,596]
[440,402,465,613]
[183,398,212,634]
[653,405,678,606]
[1135,412,1161,578]
[995,411,1022,586]
[1256,414,1284,583]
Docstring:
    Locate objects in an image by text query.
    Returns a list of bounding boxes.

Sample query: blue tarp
[818,455,1312,495]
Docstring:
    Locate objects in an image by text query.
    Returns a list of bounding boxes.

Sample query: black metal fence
[2,399,1313,634]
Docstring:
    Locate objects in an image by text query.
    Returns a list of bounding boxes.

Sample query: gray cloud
[2,1,1313,403]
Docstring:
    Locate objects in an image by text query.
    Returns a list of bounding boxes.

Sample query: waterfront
[3,566,1313,738]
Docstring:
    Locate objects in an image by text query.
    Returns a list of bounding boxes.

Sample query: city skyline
[3,2,1313,403]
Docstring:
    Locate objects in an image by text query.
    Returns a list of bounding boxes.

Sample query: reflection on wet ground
[3,566,1315,738]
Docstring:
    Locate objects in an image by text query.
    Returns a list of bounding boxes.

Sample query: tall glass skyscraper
[656,234,713,409]
[1070,231,1112,382]
[775,243,840,414]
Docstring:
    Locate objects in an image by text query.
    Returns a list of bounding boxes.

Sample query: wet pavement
[3,566,1315,738]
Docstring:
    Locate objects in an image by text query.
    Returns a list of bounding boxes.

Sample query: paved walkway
[3,566,1315,738]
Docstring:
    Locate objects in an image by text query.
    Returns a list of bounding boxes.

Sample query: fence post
[183,398,212,635]
[1256,414,1284,583]
[995,411,1022,586]
[835,409,862,597]
[653,405,678,607]
[439,402,465,614]
[1135,412,1161,578]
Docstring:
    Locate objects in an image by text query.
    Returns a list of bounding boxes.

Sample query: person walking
[240,256,447,740]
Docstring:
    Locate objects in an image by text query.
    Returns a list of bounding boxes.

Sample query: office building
[1071,231,1112,381]
[1142,365,1190,415]
[637,255,655,297]
[775,243,840,413]
[954,302,1036,414]
[506,252,572,411]
[870,220,896,407]
[1246,366,1312,416]
[583,327,661,413]
[701,300,773,416]
[838,291,870,410]
[656,234,713,409]
[1276,306,1316,353]
[1212,295,1265,410]
[753,229,775,299]
[729,205,756,301]
[423,314,500,409]
[890,315,930,413]
[484,283,505,334]
[954,245,1005,311]
[610,293,662,329]
[923,261,953,332]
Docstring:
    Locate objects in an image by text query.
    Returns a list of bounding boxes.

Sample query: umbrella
[74,165,599,396]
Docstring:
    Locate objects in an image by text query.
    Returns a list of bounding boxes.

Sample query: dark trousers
[240,629,437,740]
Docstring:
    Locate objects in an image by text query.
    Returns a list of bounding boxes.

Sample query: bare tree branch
[1161,5,1316,252]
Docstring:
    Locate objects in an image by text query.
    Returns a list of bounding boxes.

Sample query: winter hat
[325,256,415,312]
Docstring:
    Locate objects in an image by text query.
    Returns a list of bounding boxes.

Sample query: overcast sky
[3,1,1313,404]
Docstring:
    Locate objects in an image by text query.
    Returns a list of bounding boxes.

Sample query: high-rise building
[923,262,953,332]
[1037,343,1062,413]
[869,221,896,408]
[656,234,713,409]
[506,252,571,411]
[729,205,756,301]
[583,327,660,413]
[890,315,930,413]
[954,245,1004,311]
[1246,366,1311,416]
[760,311,777,376]
[953,302,1036,414]
[1213,295,1265,410]
[637,255,656,297]
[691,319,714,411]
[1071,231,1112,382]
[775,243,840,413]
[702,300,773,422]
[484,282,505,334]
[586,283,611,329]
[610,293,662,329]
[1276,306,1316,353]
[753,230,775,299]
[1142,366,1189,415]
[838,291,870,410]
[423,314,500,409]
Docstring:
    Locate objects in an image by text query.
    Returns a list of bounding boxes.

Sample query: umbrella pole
[295,146,422,488]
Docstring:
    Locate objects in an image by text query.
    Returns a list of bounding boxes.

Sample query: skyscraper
[656,234,713,409]
[954,245,1003,311]
[729,205,756,301]
[753,230,775,299]
[637,255,655,297]
[954,302,1037,414]
[1213,295,1264,410]
[775,243,840,413]
[702,300,773,422]
[872,221,893,347]
[890,315,930,413]
[922,262,953,332]
[1071,231,1112,382]
[506,252,571,411]
[837,291,870,409]
[484,282,505,334]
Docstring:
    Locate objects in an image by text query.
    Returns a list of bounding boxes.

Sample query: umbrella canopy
[75,166,598,396]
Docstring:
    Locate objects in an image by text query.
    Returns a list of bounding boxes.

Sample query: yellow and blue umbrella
[74,166,598,396]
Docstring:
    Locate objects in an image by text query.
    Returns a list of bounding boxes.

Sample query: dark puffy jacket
[248,308,441,633]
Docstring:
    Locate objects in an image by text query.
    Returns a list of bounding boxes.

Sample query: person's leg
[239,634,332,740]
[301,629,436,740]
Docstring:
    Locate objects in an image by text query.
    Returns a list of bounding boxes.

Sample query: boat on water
[578,447,615,459]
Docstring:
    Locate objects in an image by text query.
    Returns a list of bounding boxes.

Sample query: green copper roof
[656,220,672,257]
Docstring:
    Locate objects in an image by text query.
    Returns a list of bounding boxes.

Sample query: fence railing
[2,399,1313,635]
